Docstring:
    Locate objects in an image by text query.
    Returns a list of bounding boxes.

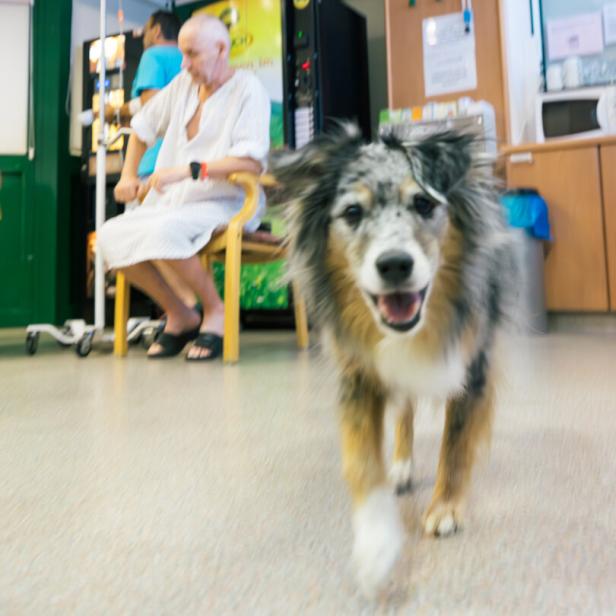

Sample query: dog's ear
[269,122,364,202]
[408,131,476,197]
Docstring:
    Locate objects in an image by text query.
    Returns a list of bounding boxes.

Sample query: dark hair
[149,10,181,41]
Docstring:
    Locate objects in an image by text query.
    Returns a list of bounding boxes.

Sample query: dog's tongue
[377,292,421,324]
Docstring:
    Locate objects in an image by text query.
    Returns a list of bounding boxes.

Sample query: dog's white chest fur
[374,335,466,398]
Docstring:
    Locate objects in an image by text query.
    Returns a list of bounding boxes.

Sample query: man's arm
[106,89,160,124]
[145,157,263,194]
[205,156,263,179]
[113,133,148,203]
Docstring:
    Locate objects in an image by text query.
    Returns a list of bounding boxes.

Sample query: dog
[271,124,517,597]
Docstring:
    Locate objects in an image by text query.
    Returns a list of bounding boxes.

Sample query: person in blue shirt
[106,10,183,178]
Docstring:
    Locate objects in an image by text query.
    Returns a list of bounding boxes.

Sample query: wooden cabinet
[506,146,609,311]
[599,145,616,312]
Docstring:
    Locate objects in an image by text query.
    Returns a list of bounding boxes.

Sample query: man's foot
[186,307,224,360]
[147,307,201,357]
[185,332,223,362]
[147,327,200,359]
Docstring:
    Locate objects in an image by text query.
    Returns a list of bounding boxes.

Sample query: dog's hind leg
[339,371,405,597]
[389,401,415,495]
[423,351,495,537]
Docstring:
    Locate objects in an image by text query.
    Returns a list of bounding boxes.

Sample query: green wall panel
[0,0,73,327]
[0,157,34,326]
[31,0,73,325]
[0,0,75,328]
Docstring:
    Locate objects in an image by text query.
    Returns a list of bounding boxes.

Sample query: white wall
[345,0,388,137]
[0,2,31,155]
[69,0,169,154]
[500,0,543,145]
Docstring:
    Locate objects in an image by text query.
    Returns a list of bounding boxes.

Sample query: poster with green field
[196,0,288,310]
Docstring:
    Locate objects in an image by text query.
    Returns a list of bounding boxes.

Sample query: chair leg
[114,271,130,357]
[223,229,242,363]
[199,251,211,274]
[292,281,309,350]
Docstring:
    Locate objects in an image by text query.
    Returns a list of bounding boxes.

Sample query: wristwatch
[189,161,208,180]
[189,161,200,180]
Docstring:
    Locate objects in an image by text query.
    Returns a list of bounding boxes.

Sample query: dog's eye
[413,194,437,218]
[342,204,364,228]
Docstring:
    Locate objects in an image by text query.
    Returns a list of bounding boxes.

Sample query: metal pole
[94,0,107,331]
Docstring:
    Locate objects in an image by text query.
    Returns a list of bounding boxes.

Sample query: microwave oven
[536,86,616,142]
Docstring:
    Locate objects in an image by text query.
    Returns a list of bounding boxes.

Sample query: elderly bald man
[99,15,270,360]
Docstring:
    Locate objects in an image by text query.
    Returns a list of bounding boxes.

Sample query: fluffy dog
[272,125,517,596]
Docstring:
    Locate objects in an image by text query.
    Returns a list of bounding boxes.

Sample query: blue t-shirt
[131,45,183,177]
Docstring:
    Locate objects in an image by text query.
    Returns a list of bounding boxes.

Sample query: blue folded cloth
[501,189,551,241]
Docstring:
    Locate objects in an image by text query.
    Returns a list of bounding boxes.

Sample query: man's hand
[114,176,141,203]
[104,104,121,124]
[137,182,150,204]
[104,103,131,125]
[147,166,191,194]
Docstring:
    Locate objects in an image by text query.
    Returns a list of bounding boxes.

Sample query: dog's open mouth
[370,288,428,332]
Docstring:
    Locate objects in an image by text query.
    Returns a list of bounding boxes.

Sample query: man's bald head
[178,14,234,87]
[180,14,231,57]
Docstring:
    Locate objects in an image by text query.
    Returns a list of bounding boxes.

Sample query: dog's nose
[376,250,414,285]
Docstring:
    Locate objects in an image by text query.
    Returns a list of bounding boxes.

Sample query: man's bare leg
[154,260,197,308]
[163,255,225,359]
[122,261,201,356]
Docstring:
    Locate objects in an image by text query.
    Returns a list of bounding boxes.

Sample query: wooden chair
[113,172,309,363]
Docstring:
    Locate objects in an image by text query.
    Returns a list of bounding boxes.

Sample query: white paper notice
[422,12,477,98]
[603,4,616,46]
[547,12,604,60]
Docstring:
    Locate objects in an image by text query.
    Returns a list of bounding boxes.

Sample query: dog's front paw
[352,487,405,598]
[422,500,463,537]
[388,459,413,495]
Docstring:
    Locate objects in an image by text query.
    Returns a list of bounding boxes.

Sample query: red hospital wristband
[200,162,208,180]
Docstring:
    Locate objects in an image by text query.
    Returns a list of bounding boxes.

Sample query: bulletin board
[385,0,507,142]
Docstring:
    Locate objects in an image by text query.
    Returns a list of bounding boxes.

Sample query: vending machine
[284,0,371,147]
[82,31,143,185]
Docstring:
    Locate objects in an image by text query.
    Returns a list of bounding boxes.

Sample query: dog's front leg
[390,401,415,495]
[339,372,405,597]
[423,352,494,537]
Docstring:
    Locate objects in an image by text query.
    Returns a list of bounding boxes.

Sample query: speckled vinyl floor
[1,323,615,614]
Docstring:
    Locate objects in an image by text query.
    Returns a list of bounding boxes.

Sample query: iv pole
[94,0,107,337]
[25,0,117,357]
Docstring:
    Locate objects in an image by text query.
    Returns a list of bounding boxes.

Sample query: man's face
[143,18,158,49]
[179,27,224,85]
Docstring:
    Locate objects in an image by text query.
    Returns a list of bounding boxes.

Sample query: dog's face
[273,125,476,337]
[328,143,449,334]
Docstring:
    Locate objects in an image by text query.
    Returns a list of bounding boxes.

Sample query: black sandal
[185,332,223,362]
[153,305,202,344]
[147,326,200,359]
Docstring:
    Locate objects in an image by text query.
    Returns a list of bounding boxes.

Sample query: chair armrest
[135,172,277,228]
[227,172,277,229]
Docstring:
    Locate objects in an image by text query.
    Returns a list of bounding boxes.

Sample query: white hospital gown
[98,69,270,269]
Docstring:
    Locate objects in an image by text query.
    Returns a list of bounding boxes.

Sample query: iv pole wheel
[75,333,94,357]
[25,332,39,355]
